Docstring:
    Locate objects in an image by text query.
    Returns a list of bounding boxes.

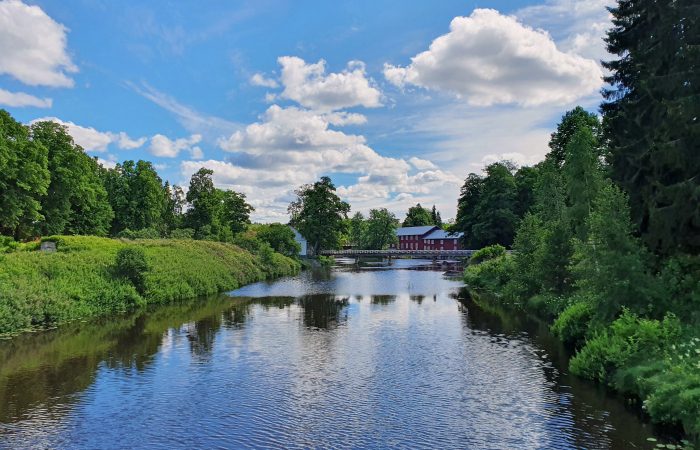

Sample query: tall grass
[0,235,300,335]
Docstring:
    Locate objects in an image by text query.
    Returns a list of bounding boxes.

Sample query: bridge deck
[320,249,476,258]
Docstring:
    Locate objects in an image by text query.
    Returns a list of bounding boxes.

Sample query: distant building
[393,226,463,250]
[289,226,308,256]
[422,228,463,250]
[394,225,440,250]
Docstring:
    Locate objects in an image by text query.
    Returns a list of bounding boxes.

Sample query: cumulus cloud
[31,117,148,152]
[408,157,437,170]
[149,133,202,158]
[516,0,614,62]
[0,0,78,87]
[207,104,457,221]
[0,88,52,108]
[250,73,279,88]
[278,56,382,111]
[383,8,603,106]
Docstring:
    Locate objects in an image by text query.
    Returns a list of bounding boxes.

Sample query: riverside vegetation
[459,0,699,441]
[0,108,302,336]
[0,235,299,336]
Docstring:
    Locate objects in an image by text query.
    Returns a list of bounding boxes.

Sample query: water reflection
[0,265,664,449]
[298,295,349,329]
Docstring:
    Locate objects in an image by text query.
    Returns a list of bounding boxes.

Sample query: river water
[0,261,661,449]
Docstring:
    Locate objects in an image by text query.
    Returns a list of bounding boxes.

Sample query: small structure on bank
[40,241,57,252]
[289,226,309,257]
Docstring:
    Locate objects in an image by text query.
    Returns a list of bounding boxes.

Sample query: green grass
[0,235,300,336]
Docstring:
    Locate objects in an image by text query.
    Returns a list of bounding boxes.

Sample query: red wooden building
[394,226,463,250]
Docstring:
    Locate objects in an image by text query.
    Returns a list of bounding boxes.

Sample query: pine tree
[602,0,700,254]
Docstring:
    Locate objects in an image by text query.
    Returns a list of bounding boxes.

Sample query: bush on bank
[0,235,300,336]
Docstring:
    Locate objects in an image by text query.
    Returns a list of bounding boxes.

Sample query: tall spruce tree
[602,0,700,254]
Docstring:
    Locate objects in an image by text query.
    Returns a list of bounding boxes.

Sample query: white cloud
[149,133,202,158]
[250,73,279,88]
[209,104,458,221]
[408,157,437,170]
[0,0,77,87]
[0,88,52,108]
[113,132,147,150]
[516,0,614,62]
[383,8,603,106]
[129,82,240,139]
[31,117,147,152]
[278,56,382,111]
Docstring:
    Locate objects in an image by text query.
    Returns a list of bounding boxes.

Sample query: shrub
[469,244,506,265]
[115,247,149,294]
[570,311,681,383]
[551,298,594,346]
[464,253,513,293]
[0,236,19,253]
[169,228,195,239]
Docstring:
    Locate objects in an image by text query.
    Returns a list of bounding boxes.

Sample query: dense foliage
[348,208,399,250]
[602,0,699,255]
[288,176,350,254]
[464,98,700,438]
[453,162,537,249]
[402,203,435,227]
[0,235,300,336]
[0,110,254,243]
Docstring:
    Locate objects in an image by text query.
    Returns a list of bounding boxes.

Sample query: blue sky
[0,0,612,222]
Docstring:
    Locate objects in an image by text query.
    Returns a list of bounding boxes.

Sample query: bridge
[319,249,477,259]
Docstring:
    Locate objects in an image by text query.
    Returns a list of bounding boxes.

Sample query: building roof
[424,228,463,240]
[395,225,439,236]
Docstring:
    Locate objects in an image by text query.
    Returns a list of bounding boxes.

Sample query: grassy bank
[464,249,700,446]
[0,235,300,336]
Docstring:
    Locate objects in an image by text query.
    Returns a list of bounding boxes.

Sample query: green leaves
[288,176,350,254]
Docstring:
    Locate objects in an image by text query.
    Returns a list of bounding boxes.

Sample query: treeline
[0,110,279,246]
[464,0,699,439]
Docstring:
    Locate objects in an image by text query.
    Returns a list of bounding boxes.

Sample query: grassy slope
[0,235,300,335]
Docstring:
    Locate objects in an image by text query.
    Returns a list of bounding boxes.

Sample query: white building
[289,226,308,256]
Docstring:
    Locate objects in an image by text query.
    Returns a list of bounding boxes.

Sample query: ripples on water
[0,261,658,449]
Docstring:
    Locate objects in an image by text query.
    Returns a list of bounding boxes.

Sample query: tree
[562,127,604,241]
[30,121,113,236]
[364,208,399,250]
[288,176,350,254]
[220,190,253,235]
[0,110,50,239]
[256,223,301,257]
[454,173,484,247]
[514,165,539,218]
[403,203,433,227]
[470,162,519,248]
[547,106,601,167]
[185,168,221,239]
[572,181,656,321]
[430,205,443,227]
[602,0,700,255]
[349,212,367,248]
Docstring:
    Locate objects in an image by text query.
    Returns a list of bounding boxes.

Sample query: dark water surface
[0,261,660,449]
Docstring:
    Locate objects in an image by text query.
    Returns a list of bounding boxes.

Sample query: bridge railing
[320,249,477,257]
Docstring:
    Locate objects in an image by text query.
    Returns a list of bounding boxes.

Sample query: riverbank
[0,235,300,336]
[464,251,700,445]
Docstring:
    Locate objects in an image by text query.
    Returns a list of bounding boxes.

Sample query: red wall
[398,235,462,250]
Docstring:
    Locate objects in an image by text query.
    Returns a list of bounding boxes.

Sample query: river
[0,261,662,449]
